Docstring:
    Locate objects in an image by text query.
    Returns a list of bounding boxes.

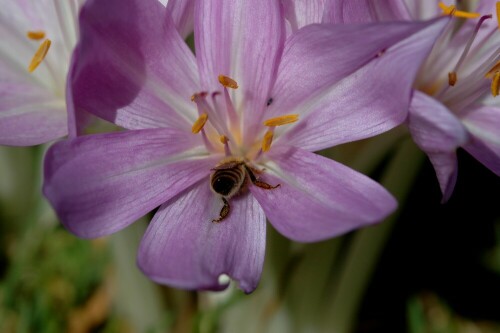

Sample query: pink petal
[427,152,459,202]
[270,18,448,151]
[0,102,67,146]
[408,91,468,151]
[66,49,92,138]
[407,91,468,201]
[283,0,326,31]
[461,105,500,176]
[43,128,218,238]
[0,60,67,145]
[138,181,266,293]
[166,0,195,38]
[324,0,411,23]
[72,0,199,131]
[194,0,285,143]
[250,146,397,242]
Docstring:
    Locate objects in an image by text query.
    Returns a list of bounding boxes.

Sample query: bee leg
[212,197,230,223]
[245,165,280,190]
[253,180,280,190]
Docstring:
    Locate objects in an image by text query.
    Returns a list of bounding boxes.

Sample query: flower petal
[0,100,67,146]
[72,0,199,131]
[194,0,285,143]
[66,48,92,138]
[166,0,195,39]
[405,0,448,20]
[250,146,397,242]
[407,91,467,201]
[138,181,266,293]
[43,128,218,238]
[461,105,500,176]
[0,57,67,145]
[270,18,448,151]
[323,0,411,23]
[408,91,468,151]
[282,0,326,32]
[428,152,459,202]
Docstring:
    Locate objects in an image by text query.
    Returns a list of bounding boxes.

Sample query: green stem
[321,138,425,333]
[109,220,167,333]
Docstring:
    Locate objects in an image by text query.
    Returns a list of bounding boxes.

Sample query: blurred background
[0,130,499,333]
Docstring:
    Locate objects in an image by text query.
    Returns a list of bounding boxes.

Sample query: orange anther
[27,30,46,40]
[218,75,238,89]
[28,39,51,73]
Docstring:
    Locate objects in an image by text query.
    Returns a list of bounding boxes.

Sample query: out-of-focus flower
[318,0,500,201]
[44,0,446,292]
[0,0,83,146]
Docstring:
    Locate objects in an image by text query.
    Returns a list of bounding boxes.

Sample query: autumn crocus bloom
[0,0,83,145]
[44,0,447,292]
[408,1,500,201]
[323,0,500,200]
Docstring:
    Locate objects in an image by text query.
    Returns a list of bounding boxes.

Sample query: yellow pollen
[448,72,457,86]
[218,75,238,89]
[497,2,500,29]
[27,30,46,40]
[261,130,274,152]
[438,2,480,18]
[263,114,299,127]
[486,61,500,78]
[191,113,208,133]
[219,135,229,144]
[28,39,51,73]
[491,72,500,97]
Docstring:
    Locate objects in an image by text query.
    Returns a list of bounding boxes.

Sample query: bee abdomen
[211,167,245,198]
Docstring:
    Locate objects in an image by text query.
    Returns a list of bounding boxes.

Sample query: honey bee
[210,158,280,223]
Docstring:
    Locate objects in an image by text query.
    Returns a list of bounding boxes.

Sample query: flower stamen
[448,72,457,86]
[438,2,456,15]
[435,14,492,99]
[28,39,51,73]
[491,72,500,97]
[27,30,46,40]
[261,130,274,152]
[496,2,500,29]
[263,114,299,127]
[218,75,238,89]
[220,135,232,156]
[192,113,208,134]
[438,2,480,19]
[486,60,500,78]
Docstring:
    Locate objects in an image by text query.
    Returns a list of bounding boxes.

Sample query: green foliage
[0,223,111,333]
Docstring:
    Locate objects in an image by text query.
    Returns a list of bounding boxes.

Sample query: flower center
[418,3,499,102]
[190,75,299,160]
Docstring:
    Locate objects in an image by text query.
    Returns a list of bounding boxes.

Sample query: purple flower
[322,0,500,201]
[407,2,500,201]
[44,0,447,292]
[0,0,84,146]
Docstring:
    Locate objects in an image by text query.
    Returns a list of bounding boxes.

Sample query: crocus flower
[0,0,84,146]
[44,0,447,292]
[408,1,500,201]
[321,0,500,201]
